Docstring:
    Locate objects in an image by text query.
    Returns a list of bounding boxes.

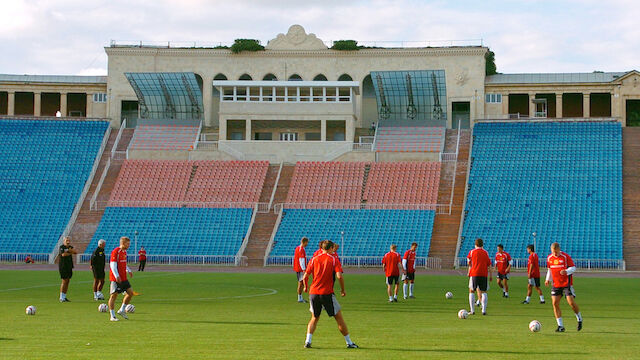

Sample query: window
[93,93,107,103]
[280,132,298,141]
[305,132,321,141]
[254,132,273,140]
[485,93,502,103]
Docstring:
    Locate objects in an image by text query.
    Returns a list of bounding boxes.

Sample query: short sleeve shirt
[403,250,416,273]
[109,247,128,282]
[58,245,74,269]
[305,253,341,295]
[527,253,540,278]
[547,252,575,288]
[293,245,307,272]
[467,248,491,277]
[382,251,401,277]
[495,251,511,275]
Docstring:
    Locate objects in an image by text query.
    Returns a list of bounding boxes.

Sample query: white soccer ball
[98,303,108,313]
[445,292,453,299]
[529,320,541,332]
[458,309,469,319]
[25,305,36,315]
[125,304,135,313]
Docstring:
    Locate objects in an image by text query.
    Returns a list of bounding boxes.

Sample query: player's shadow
[379,348,586,355]
[0,337,14,341]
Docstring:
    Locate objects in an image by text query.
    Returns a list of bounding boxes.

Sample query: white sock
[60,292,66,300]
[469,293,475,313]
[576,312,582,322]
[525,296,531,302]
[403,284,408,298]
[481,293,488,313]
[298,294,303,301]
[389,296,393,301]
[305,333,312,344]
[504,292,508,296]
[556,317,564,327]
[540,295,545,301]
[344,334,353,345]
[119,304,126,312]
[409,284,414,296]
[110,309,116,318]
[94,292,98,297]
[393,294,397,300]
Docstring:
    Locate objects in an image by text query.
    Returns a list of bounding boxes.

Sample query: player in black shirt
[90,239,107,300]
[58,236,77,302]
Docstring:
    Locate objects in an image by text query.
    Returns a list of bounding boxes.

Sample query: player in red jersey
[382,244,402,302]
[108,236,135,322]
[522,244,545,304]
[330,242,343,272]
[545,242,582,332]
[137,246,147,272]
[293,237,309,303]
[495,244,512,298]
[402,242,418,299]
[302,241,358,349]
[312,240,324,258]
[467,238,492,315]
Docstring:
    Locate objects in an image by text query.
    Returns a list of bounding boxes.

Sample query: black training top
[58,245,74,269]
[90,247,106,269]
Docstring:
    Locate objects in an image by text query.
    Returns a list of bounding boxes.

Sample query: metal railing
[77,254,246,266]
[103,200,260,208]
[358,136,374,144]
[274,202,450,213]
[90,157,110,211]
[454,257,625,271]
[111,119,127,159]
[200,133,219,142]
[352,143,373,152]
[195,141,218,151]
[263,206,284,266]
[0,253,51,263]
[268,162,284,210]
[110,39,484,49]
[235,204,258,265]
[265,256,441,269]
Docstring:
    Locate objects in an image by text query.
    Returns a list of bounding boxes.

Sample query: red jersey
[467,248,491,277]
[330,253,343,273]
[109,247,128,282]
[293,245,307,272]
[138,250,146,261]
[403,250,416,273]
[312,249,322,258]
[382,251,401,277]
[494,251,511,275]
[305,253,342,295]
[527,253,540,278]
[547,252,575,288]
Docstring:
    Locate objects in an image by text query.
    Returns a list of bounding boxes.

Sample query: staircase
[242,164,295,266]
[428,129,471,268]
[70,129,134,254]
[623,127,640,270]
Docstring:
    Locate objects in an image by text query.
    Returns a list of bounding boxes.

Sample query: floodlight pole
[532,232,537,254]
[134,230,139,263]
[340,231,344,258]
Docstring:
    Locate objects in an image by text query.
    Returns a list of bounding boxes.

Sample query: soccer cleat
[304,342,311,348]
[555,326,565,332]
[469,311,475,315]
[504,294,509,298]
[540,300,546,304]
[346,343,359,349]
[388,300,394,303]
[521,300,529,304]
[577,321,582,331]
[117,309,129,320]
[60,298,70,302]
[393,298,398,302]
[482,312,487,316]
[475,300,480,306]
[408,295,415,299]
[110,317,119,322]
[297,299,308,303]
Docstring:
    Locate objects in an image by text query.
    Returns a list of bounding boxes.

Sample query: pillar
[219,117,227,140]
[60,93,67,116]
[345,117,355,143]
[502,92,509,116]
[556,93,563,118]
[583,93,590,118]
[86,93,93,118]
[528,93,535,118]
[321,119,327,142]
[33,92,41,116]
[245,119,251,141]
[202,76,213,127]
[7,91,15,116]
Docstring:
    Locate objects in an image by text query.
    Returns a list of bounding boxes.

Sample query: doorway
[121,100,139,127]
[452,102,470,129]
[627,100,640,127]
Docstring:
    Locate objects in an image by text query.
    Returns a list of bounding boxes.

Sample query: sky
[1,0,638,76]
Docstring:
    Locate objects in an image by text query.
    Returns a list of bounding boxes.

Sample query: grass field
[1,269,639,359]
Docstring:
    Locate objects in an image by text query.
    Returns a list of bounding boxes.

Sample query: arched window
[239,73,252,81]
[194,74,204,93]
[263,73,277,81]
[338,74,353,81]
[213,73,228,80]
[288,74,303,81]
[362,75,375,97]
[313,74,328,81]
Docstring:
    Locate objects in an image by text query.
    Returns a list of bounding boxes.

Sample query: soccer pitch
[1,270,639,360]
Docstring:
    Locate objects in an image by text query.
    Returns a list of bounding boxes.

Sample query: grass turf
[1,270,639,359]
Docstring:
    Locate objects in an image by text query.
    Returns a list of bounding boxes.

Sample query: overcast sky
[1,0,638,76]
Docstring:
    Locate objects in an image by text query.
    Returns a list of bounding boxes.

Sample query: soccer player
[312,240,324,258]
[545,242,582,332]
[522,244,545,304]
[108,236,135,322]
[302,240,358,349]
[138,246,147,271]
[495,244,512,298]
[58,236,77,302]
[467,238,492,315]
[294,237,309,303]
[90,239,107,300]
[382,244,402,302]
[402,242,418,299]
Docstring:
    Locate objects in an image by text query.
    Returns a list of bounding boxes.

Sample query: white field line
[148,286,278,302]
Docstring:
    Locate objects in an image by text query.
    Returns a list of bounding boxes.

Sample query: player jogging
[58,236,77,302]
[108,236,135,322]
[382,244,402,302]
[467,238,492,315]
[495,244,512,298]
[294,237,309,303]
[402,242,418,299]
[522,244,545,304]
[545,242,582,332]
[90,239,107,300]
[302,240,358,349]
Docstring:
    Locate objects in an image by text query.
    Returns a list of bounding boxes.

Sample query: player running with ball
[108,236,136,322]
[545,242,582,332]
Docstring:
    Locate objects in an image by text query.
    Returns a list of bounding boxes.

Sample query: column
[7,91,15,116]
[60,93,67,116]
[345,117,355,143]
[583,93,590,118]
[33,92,41,116]
[556,93,563,118]
[528,93,535,118]
[321,119,327,142]
[220,117,227,140]
[502,92,509,116]
[245,119,251,141]
[86,93,93,118]
[202,76,213,127]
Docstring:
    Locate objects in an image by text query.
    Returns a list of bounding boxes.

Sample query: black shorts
[528,277,541,287]
[309,294,341,317]
[497,273,509,280]
[110,280,131,294]
[469,276,488,292]
[59,267,72,279]
[551,286,576,298]
[92,268,105,280]
[403,272,415,281]
[386,276,399,285]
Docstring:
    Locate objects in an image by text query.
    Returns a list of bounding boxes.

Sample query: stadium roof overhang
[125,72,203,120]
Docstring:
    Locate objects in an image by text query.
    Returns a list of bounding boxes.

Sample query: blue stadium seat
[460,122,623,260]
[0,119,108,253]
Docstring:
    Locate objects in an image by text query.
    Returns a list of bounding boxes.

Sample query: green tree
[331,40,359,50]
[485,50,497,75]
[230,39,264,54]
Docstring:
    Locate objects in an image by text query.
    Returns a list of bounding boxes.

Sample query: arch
[239,73,253,81]
[194,73,204,93]
[288,74,303,81]
[338,74,353,81]
[362,74,375,97]
[313,74,328,81]
[263,73,278,81]
[213,73,228,80]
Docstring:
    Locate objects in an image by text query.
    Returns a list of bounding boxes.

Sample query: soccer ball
[98,303,108,313]
[529,320,541,332]
[125,304,135,313]
[457,309,469,319]
[25,305,36,315]
[445,292,453,299]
